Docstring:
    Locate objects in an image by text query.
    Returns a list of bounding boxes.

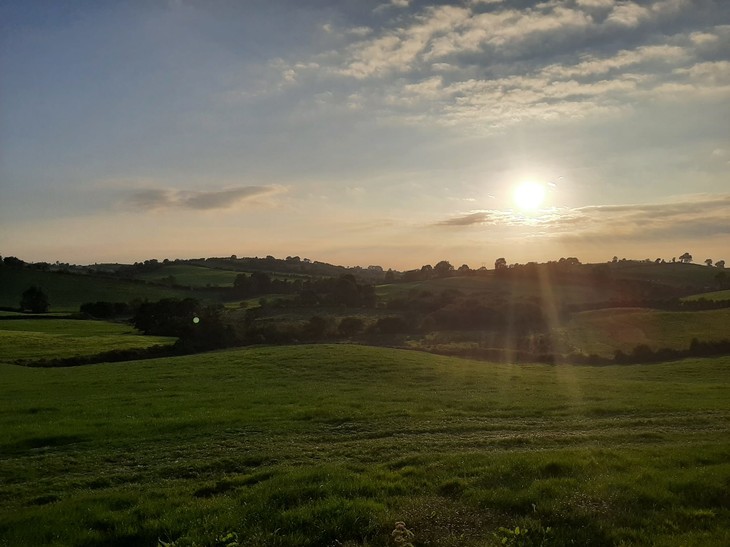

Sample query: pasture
[559,307,730,356]
[376,275,618,307]
[1,345,728,546]
[683,289,730,302]
[0,319,174,361]
[134,265,241,288]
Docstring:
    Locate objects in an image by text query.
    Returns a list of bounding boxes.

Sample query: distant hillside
[559,307,730,356]
[682,289,730,302]
[607,261,723,289]
[113,255,388,283]
[0,268,215,312]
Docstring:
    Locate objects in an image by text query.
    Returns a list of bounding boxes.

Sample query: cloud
[125,185,284,211]
[263,0,727,133]
[434,194,730,242]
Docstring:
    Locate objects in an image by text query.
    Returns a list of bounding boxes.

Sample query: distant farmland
[0,268,216,311]
[560,307,730,356]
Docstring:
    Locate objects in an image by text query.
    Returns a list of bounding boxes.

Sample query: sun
[513,181,546,211]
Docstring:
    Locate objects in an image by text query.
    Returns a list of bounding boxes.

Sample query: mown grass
[559,307,730,356]
[0,319,174,361]
[1,344,728,546]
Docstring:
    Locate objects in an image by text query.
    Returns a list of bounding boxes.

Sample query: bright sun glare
[513,181,546,211]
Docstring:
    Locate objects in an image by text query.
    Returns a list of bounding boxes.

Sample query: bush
[338,317,364,337]
[20,286,49,313]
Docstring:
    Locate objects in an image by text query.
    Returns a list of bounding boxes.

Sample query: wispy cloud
[125,186,284,211]
[434,194,730,242]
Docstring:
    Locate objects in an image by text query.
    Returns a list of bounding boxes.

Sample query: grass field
[608,262,721,288]
[377,276,616,307]
[134,265,241,288]
[1,345,728,546]
[683,290,730,302]
[0,319,175,361]
[559,307,730,356]
[0,269,207,312]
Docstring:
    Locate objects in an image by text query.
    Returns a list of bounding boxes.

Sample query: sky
[1,0,728,270]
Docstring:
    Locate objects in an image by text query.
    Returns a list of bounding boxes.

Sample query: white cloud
[606,2,651,28]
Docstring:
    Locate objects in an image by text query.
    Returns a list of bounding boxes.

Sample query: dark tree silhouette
[3,256,25,268]
[434,260,454,277]
[679,252,693,263]
[716,260,725,269]
[494,257,507,270]
[20,286,49,313]
[705,258,713,267]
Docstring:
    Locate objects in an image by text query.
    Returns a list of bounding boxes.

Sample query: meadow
[558,308,730,356]
[0,319,175,361]
[134,265,241,288]
[683,290,730,302]
[1,344,728,546]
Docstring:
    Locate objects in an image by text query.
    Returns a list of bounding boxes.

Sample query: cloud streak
[126,186,284,211]
[434,194,730,242]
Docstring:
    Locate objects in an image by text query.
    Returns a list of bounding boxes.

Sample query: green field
[377,276,617,307]
[0,269,206,312]
[1,345,728,546]
[135,265,242,288]
[683,290,730,302]
[559,308,730,356]
[608,262,721,288]
[0,319,175,361]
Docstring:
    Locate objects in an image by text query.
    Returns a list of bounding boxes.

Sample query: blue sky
[1,0,728,268]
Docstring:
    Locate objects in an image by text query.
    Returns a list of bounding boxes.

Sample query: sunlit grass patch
[0,319,174,361]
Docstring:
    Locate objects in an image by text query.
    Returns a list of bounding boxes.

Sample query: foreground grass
[0,319,174,361]
[1,345,728,546]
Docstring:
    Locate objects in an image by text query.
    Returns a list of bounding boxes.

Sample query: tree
[338,316,364,337]
[458,264,471,274]
[3,256,25,268]
[716,260,725,269]
[20,286,49,313]
[494,257,507,270]
[679,252,692,263]
[434,260,454,277]
[705,258,713,267]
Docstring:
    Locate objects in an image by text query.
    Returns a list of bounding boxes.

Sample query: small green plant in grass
[493,524,552,546]
[214,531,239,546]
[392,521,415,546]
